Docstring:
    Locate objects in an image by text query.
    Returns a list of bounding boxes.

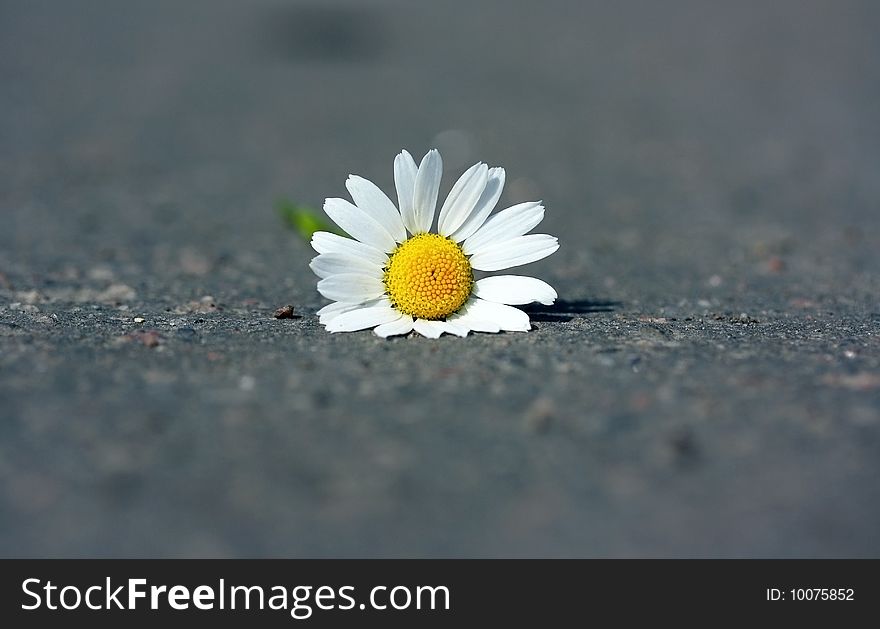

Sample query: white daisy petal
[317,273,386,302]
[465,298,531,331]
[450,317,501,333]
[449,167,505,242]
[318,302,361,324]
[310,231,388,267]
[323,198,397,253]
[437,162,489,237]
[474,275,557,305]
[317,300,357,316]
[309,253,383,279]
[413,319,448,339]
[374,314,415,338]
[394,149,419,235]
[448,299,503,332]
[463,202,544,255]
[469,234,559,272]
[317,301,353,316]
[346,175,407,242]
[412,149,443,233]
[440,320,470,337]
[325,306,401,333]
[318,297,390,324]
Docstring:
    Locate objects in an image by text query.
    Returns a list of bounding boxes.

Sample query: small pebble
[273,304,296,319]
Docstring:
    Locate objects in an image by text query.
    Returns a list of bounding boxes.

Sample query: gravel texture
[1,0,878,557]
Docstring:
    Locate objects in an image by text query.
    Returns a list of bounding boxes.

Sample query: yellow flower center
[383,233,473,320]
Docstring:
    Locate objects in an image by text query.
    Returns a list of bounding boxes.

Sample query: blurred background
[1,0,878,557]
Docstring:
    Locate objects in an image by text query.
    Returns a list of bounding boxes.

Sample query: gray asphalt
[1,0,879,557]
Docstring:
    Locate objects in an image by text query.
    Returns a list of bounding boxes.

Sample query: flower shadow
[522,298,620,322]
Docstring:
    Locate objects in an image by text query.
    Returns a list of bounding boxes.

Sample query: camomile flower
[310,149,559,338]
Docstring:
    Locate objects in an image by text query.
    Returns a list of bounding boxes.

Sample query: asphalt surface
[1,0,878,557]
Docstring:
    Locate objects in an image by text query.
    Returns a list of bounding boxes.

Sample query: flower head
[311,149,559,338]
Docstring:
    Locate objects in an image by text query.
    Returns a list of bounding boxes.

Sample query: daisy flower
[310,149,559,338]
